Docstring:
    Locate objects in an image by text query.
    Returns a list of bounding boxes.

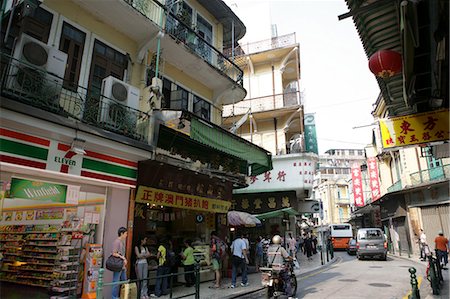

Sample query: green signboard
[304,113,319,154]
[10,178,67,203]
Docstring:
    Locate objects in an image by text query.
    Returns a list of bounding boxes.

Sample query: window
[22,7,54,43]
[171,86,189,110]
[59,22,86,90]
[161,78,172,109]
[193,95,211,120]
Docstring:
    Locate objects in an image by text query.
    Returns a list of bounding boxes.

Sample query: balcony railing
[387,180,402,193]
[223,33,297,57]
[0,53,150,142]
[125,0,243,85]
[223,91,301,117]
[410,164,449,185]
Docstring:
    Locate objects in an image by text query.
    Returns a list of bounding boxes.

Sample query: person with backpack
[150,238,170,298]
[209,231,227,289]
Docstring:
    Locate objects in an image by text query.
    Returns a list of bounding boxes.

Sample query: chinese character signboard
[379,109,449,148]
[367,157,381,202]
[351,163,364,207]
[135,186,231,213]
[304,114,319,154]
[235,155,316,197]
[232,191,297,214]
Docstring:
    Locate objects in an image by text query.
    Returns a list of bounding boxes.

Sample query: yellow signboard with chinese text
[135,186,231,213]
[379,109,449,148]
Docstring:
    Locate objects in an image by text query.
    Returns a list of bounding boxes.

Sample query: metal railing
[410,164,449,185]
[0,53,151,142]
[125,0,243,86]
[97,265,201,299]
[387,180,402,193]
[223,33,297,57]
[223,91,301,117]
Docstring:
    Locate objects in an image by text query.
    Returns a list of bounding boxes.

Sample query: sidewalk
[158,250,336,299]
[388,252,449,299]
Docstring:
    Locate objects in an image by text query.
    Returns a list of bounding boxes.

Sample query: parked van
[356,228,387,261]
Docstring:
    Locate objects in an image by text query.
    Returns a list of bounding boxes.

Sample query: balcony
[72,0,245,104]
[335,197,351,205]
[410,165,449,185]
[0,53,150,142]
[224,33,297,56]
[387,180,402,193]
[223,91,301,117]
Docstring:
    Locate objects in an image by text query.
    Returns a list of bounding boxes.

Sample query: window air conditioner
[100,76,140,129]
[7,33,68,104]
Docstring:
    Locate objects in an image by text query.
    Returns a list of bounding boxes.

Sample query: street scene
[0,0,448,299]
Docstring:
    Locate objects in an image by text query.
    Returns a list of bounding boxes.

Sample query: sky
[226,0,381,154]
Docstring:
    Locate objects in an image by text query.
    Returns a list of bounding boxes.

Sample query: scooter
[261,260,297,298]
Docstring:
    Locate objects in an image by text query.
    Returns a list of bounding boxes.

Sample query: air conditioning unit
[142,77,163,110]
[7,33,68,104]
[100,76,140,130]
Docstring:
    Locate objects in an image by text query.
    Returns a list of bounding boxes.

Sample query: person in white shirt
[287,233,297,257]
[419,229,427,261]
[230,232,249,288]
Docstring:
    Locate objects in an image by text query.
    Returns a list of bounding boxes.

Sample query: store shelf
[18,275,53,281]
[0,279,49,288]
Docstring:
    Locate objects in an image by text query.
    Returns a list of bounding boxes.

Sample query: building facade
[0,0,271,296]
[344,0,449,256]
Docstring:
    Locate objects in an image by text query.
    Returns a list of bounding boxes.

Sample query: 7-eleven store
[0,124,150,297]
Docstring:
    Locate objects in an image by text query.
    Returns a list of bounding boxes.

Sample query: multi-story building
[0,0,272,296]
[313,149,366,225]
[344,0,449,256]
[222,30,318,238]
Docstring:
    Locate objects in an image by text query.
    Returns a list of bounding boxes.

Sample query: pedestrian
[135,237,151,299]
[255,236,264,272]
[287,233,297,257]
[180,239,195,287]
[297,235,304,255]
[111,227,128,299]
[150,238,170,298]
[209,231,227,288]
[312,234,318,254]
[230,231,249,288]
[304,233,313,260]
[419,229,427,261]
[262,235,271,265]
[434,231,449,270]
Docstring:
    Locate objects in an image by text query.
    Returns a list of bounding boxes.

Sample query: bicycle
[425,247,443,295]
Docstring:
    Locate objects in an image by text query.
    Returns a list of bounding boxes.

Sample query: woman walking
[135,237,151,299]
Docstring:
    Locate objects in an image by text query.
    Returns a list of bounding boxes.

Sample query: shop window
[59,22,86,90]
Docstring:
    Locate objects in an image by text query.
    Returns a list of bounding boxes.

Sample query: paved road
[240,251,428,299]
[296,251,427,299]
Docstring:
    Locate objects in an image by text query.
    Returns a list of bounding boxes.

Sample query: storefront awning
[255,207,299,220]
[189,116,272,176]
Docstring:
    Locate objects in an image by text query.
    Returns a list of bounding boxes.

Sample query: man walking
[230,231,249,288]
[419,229,427,261]
[111,227,128,299]
[434,231,449,270]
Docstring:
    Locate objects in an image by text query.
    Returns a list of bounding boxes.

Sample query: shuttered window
[59,22,86,90]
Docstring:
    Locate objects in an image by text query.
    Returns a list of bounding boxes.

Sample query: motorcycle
[261,260,298,298]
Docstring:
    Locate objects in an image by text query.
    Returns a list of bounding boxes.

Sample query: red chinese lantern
[368,50,402,79]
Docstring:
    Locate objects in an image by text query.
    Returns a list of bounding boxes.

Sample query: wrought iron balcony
[224,33,297,57]
[410,164,449,185]
[125,0,243,86]
[223,91,301,117]
[0,53,150,142]
[387,180,402,193]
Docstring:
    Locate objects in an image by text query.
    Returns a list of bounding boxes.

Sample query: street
[241,251,428,299]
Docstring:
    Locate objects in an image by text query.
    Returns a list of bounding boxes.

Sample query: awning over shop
[227,211,261,227]
[189,116,272,176]
[255,207,299,220]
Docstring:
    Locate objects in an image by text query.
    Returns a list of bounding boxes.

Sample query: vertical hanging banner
[304,114,319,154]
[351,163,364,207]
[367,157,381,202]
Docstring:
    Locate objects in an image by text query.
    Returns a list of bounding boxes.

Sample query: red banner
[351,163,364,207]
[367,157,381,201]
